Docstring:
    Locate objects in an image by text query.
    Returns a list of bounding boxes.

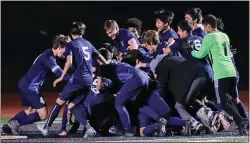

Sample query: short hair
[52,34,69,49]
[216,17,225,31]
[141,30,160,45]
[121,50,143,66]
[126,18,142,34]
[153,9,174,25]
[185,8,203,23]
[98,48,113,60]
[202,14,217,29]
[104,20,119,31]
[177,20,193,34]
[101,43,115,53]
[70,22,86,35]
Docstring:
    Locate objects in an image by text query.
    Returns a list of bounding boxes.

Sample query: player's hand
[168,38,175,47]
[53,77,63,87]
[135,62,142,68]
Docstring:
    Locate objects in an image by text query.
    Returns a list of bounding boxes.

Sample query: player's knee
[56,97,66,105]
[68,103,75,110]
[140,127,145,137]
[36,107,48,120]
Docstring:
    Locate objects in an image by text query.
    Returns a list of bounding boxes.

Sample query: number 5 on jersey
[82,46,90,61]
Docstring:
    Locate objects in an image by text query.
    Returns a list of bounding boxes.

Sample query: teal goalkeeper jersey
[191,31,236,80]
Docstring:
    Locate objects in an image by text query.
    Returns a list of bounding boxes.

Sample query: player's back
[118,28,140,53]
[192,27,207,38]
[67,37,98,86]
[205,32,236,80]
[99,60,143,84]
[19,49,56,91]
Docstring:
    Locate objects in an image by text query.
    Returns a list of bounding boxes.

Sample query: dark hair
[185,8,203,23]
[101,43,115,53]
[177,20,193,34]
[216,17,225,31]
[202,14,217,29]
[153,9,174,25]
[121,50,143,66]
[98,48,113,60]
[126,18,142,34]
[52,34,69,49]
[70,22,86,35]
[141,30,160,45]
[104,20,119,31]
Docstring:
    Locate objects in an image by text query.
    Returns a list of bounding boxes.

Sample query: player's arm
[60,55,72,79]
[191,36,213,59]
[45,58,70,81]
[127,38,139,50]
[92,45,109,65]
[163,38,178,54]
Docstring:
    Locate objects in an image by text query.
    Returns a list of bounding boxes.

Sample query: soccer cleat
[158,117,167,137]
[191,122,205,135]
[218,112,230,131]
[239,118,249,136]
[1,124,13,135]
[196,107,211,128]
[108,126,123,136]
[182,120,191,136]
[8,120,19,135]
[83,124,96,138]
[37,124,49,136]
[58,130,68,136]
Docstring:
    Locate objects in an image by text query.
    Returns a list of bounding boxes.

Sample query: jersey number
[192,40,201,51]
[222,42,228,56]
[91,78,99,94]
[82,46,90,61]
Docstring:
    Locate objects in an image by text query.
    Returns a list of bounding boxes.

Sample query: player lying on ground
[2,34,71,135]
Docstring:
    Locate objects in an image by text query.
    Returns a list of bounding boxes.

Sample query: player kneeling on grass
[2,35,71,135]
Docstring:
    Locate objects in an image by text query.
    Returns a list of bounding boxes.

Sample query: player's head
[216,17,225,32]
[126,18,142,37]
[70,22,86,36]
[153,9,174,32]
[104,20,119,40]
[121,49,143,66]
[52,34,70,57]
[141,30,160,53]
[98,48,113,62]
[177,20,193,39]
[202,14,217,33]
[101,43,115,57]
[185,8,203,25]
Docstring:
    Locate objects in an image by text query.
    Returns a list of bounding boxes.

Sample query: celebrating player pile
[2,8,248,138]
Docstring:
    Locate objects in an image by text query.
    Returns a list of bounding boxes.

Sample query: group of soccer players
[2,7,249,138]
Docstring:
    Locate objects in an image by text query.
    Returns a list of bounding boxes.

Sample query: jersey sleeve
[191,35,213,59]
[44,57,70,81]
[91,44,100,58]
[64,43,73,57]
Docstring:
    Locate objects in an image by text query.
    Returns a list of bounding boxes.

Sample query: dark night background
[2,1,249,92]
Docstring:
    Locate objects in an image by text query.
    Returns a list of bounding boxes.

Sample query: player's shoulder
[169,28,179,39]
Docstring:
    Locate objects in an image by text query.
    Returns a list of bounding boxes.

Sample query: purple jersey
[117,28,140,54]
[66,37,99,86]
[160,28,180,53]
[192,27,207,38]
[143,41,167,63]
[19,49,66,92]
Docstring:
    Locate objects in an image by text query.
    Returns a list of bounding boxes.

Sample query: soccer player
[185,8,207,38]
[191,14,248,135]
[2,35,70,135]
[96,48,150,136]
[37,22,108,138]
[126,18,142,41]
[153,9,179,55]
[137,30,212,135]
[104,20,139,54]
